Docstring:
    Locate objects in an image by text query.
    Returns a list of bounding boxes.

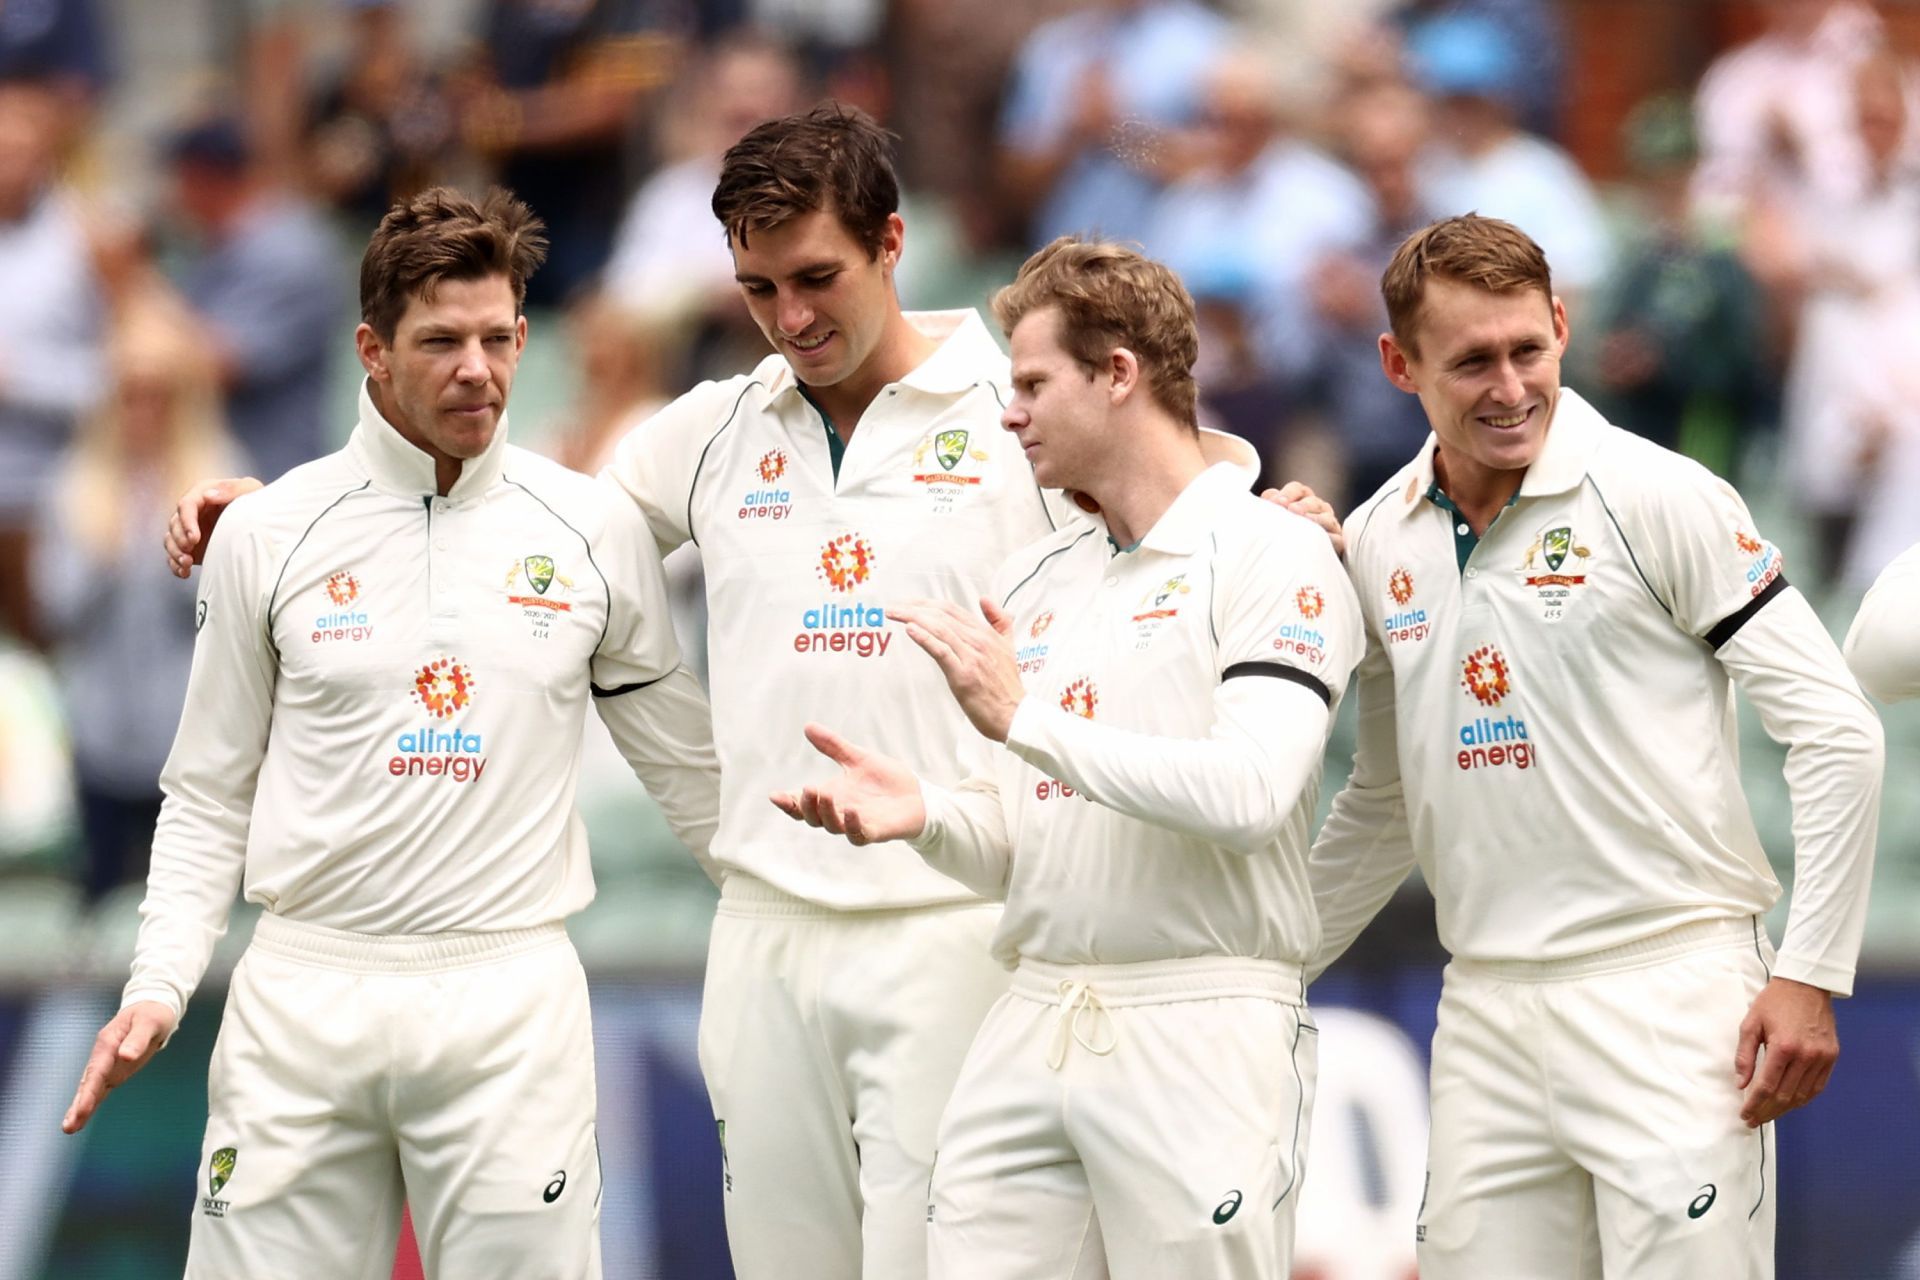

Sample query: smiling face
[730,207,903,390]
[1380,277,1568,489]
[358,272,526,470]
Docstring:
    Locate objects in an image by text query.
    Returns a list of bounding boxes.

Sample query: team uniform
[1308,389,1884,1279]
[129,387,719,1279]
[1844,542,1920,702]
[906,462,1362,1279]
[604,310,1075,1279]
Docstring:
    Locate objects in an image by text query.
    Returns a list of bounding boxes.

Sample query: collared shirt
[1311,389,1883,994]
[125,386,717,1019]
[607,310,1079,910]
[918,462,1362,968]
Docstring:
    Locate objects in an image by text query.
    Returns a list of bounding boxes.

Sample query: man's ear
[356,322,390,382]
[1379,331,1419,396]
[1107,346,1141,405]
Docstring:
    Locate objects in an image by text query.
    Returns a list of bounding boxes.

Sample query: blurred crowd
[3,0,1919,912]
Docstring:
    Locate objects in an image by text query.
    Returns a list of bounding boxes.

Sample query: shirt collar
[1131,462,1250,555]
[1393,385,1603,514]
[763,309,1000,402]
[346,380,509,500]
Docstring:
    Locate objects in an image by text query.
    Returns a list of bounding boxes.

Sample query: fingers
[979,597,1014,637]
[63,1019,128,1135]
[1267,481,1311,505]
[904,620,957,667]
[769,791,804,821]
[1733,1011,1761,1088]
[1740,1041,1789,1127]
[802,723,864,768]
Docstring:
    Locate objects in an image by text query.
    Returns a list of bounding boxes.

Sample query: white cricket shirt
[1845,542,1920,702]
[125,386,719,1019]
[1310,389,1883,994]
[606,310,1076,910]
[914,462,1364,968]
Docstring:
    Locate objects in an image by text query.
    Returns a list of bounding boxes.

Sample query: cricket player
[1845,543,1920,701]
[161,106,1341,1279]
[1308,215,1885,1278]
[66,187,720,1279]
[776,237,1363,1279]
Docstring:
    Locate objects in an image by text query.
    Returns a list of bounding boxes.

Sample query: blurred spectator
[456,0,684,306]
[1407,12,1609,305]
[32,288,239,904]
[1148,49,1372,390]
[1583,94,1767,469]
[305,1,461,229]
[601,30,805,323]
[0,0,106,127]
[0,80,102,649]
[1391,0,1566,139]
[1294,79,1441,513]
[1691,0,1894,231]
[996,0,1231,246]
[1771,52,1920,584]
[167,112,343,483]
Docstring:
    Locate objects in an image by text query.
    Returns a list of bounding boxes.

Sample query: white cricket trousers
[928,956,1318,1280]
[697,875,1007,1280]
[185,914,602,1280]
[1418,917,1778,1280]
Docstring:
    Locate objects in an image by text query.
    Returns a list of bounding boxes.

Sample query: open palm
[770,724,927,846]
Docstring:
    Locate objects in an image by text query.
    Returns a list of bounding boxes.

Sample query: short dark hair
[993,237,1200,430]
[1381,214,1552,355]
[359,187,549,341]
[710,102,899,258]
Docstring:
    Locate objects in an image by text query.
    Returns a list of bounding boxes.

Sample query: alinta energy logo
[1060,678,1098,719]
[313,569,373,644]
[396,657,487,782]
[741,450,793,521]
[1295,585,1325,619]
[1456,645,1533,772]
[798,533,891,657]
[1385,566,1429,644]
[1272,587,1327,665]
[1019,609,1054,675]
[1735,526,1782,598]
[325,571,359,606]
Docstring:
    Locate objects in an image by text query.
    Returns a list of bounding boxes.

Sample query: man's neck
[1430,449,1522,534]
[369,380,463,496]
[803,308,939,439]
[1090,420,1210,548]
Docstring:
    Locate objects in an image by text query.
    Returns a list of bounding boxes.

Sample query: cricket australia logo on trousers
[202,1146,236,1218]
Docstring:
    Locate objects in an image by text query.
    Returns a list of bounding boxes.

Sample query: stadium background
[1,0,1918,1276]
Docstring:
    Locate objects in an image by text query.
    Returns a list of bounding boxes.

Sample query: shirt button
[434,540,449,552]
[1465,567,1479,579]
[1104,576,1118,587]
[1455,522,1470,535]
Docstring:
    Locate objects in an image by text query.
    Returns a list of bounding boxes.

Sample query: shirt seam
[264,480,374,651]
[687,380,764,547]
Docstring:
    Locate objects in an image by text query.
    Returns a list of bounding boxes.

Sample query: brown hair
[360,187,549,340]
[711,102,899,257]
[1381,214,1552,354]
[992,236,1200,429]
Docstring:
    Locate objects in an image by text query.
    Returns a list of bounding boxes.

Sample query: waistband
[250,913,571,974]
[1451,917,1770,983]
[1010,955,1306,1008]
[715,872,995,921]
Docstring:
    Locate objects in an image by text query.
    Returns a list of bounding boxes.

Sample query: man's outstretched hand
[63,1000,177,1134]
[770,723,927,846]
[165,477,262,577]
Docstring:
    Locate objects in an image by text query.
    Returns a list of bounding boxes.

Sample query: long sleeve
[910,775,1013,901]
[123,502,277,1021]
[1004,676,1331,853]
[1306,630,1418,983]
[1844,542,1920,703]
[1635,455,1884,996]
[1719,589,1884,995]
[589,474,723,882]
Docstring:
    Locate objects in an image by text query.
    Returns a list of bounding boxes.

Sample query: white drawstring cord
[1046,980,1117,1070]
